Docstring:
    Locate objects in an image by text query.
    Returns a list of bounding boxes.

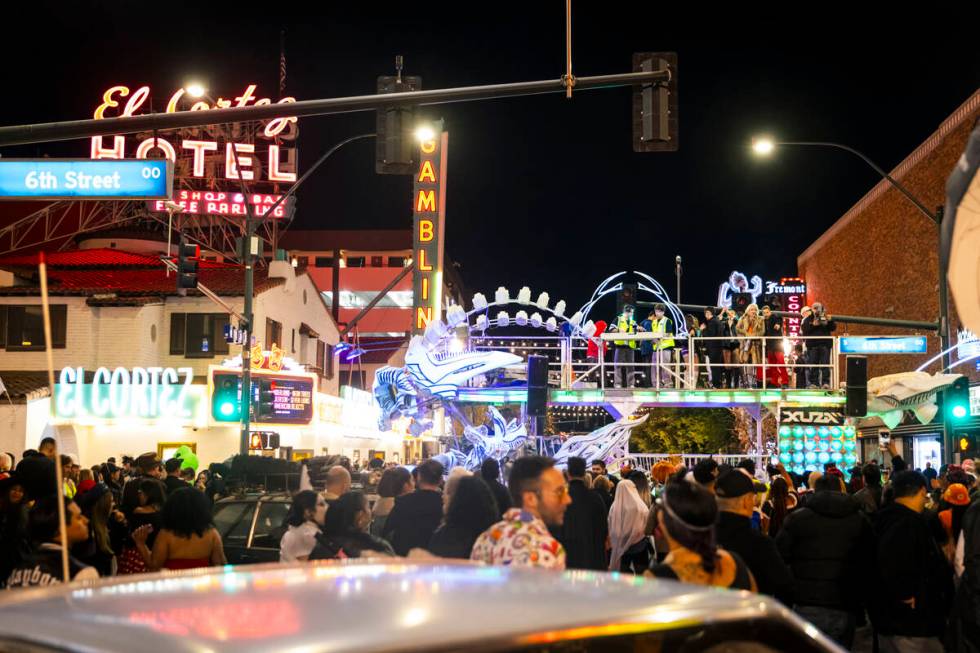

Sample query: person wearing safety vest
[649,304,676,388]
[608,304,644,388]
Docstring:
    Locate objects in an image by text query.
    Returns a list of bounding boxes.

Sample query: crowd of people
[603,301,836,390]
[0,441,226,586]
[4,437,980,653]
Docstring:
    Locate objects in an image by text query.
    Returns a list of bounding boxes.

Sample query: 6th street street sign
[0,159,172,200]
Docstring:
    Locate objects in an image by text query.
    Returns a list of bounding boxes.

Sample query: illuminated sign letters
[55,366,199,420]
[412,133,448,334]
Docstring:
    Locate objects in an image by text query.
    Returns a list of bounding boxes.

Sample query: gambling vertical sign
[413,132,448,334]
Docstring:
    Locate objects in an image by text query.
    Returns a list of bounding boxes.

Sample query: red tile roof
[0,248,163,268]
[0,248,281,297]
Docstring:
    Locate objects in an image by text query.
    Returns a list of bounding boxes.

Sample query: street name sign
[0,159,172,200]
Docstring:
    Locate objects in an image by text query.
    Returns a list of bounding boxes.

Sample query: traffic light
[177,234,199,293]
[632,52,678,152]
[957,432,977,456]
[946,376,970,422]
[211,375,241,422]
[256,378,276,421]
[376,57,422,175]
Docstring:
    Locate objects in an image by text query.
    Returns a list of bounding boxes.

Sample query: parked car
[0,560,845,653]
[212,492,291,565]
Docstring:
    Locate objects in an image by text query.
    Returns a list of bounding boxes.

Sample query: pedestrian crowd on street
[604,301,836,390]
[4,436,980,653]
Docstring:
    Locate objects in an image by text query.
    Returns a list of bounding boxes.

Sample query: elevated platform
[456,386,844,418]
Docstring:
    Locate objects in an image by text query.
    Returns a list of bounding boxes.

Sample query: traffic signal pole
[0,70,669,146]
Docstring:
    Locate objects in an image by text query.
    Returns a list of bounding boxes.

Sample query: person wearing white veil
[608,479,651,573]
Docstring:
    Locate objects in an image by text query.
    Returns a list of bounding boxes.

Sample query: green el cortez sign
[55,366,203,422]
[0,159,172,200]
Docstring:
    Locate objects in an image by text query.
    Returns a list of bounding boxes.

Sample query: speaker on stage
[527,355,548,417]
[845,355,867,417]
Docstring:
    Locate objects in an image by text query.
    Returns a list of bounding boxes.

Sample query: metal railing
[629,453,770,474]
[470,333,845,392]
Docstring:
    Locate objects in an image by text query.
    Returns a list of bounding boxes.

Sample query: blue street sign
[0,159,172,200]
[839,336,928,355]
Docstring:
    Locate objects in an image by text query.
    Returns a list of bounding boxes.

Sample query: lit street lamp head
[414,125,436,143]
[752,137,776,156]
[186,83,207,98]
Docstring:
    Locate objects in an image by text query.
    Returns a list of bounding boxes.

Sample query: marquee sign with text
[90,84,298,218]
[412,132,448,334]
[55,366,204,422]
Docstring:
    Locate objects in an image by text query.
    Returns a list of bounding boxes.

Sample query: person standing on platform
[761,305,789,387]
[702,307,725,388]
[650,304,676,388]
[608,305,643,388]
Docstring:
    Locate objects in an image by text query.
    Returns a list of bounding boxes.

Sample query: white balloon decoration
[530,312,543,328]
[553,300,566,318]
[535,292,550,310]
[545,317,558,332]
[495,287,510,304]
[472,293,488,310]
[497,311,510,327]
[517,287,532,304]
[515,310,529,326]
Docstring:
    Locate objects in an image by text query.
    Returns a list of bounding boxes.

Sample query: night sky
[2,5,978,317]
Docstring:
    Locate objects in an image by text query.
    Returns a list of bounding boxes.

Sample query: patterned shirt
[470,508,565,569]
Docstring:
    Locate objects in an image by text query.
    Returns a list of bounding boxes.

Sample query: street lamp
[751,137,952,403]
[414,124,436,143]
[186,83,207,98]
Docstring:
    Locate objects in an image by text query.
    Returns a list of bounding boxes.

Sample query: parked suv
[212,492,291,565]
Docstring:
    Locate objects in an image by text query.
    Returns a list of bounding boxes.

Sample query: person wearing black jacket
[310,492,395,560]
[775,474,875,649]
[702,307,725,389]
[557,457,609,570]
[479,458,511,520]
[872,471,953,653]
[382,459,444,556]
[714,470,794,605]
[163,458,188,496]
[949,498,980,653]
[800,302,836,388]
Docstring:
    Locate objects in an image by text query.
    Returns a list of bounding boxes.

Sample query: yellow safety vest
[654,317,675,350]
[614,315,638,348]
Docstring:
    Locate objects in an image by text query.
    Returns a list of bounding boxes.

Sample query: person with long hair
[371,467,413,538]
[117,478,165,574]
[429,476,499,559]
[608,480,651,573]
[75,482,126,577]
[132,487,226,571]
[736,304,765,389]
[762,476,797,538]
[627,470,653,508]
[312,492,394,559]
[280,490,327,562]
[649,479,756,590]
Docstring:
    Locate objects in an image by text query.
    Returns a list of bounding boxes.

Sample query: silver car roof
[0,560,841,652]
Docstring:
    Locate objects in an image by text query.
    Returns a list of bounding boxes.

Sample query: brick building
[798,89,980,381]
[798,89,980,467]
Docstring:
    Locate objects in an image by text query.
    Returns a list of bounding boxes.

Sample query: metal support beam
[0,71,669,147]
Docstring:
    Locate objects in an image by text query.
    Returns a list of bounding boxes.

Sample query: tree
[630,408,738,453]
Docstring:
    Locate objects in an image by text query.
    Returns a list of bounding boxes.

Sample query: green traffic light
[953,405,968,419]
[219,401,236,417]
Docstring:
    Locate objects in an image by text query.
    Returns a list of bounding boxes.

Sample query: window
[291,328,296,353]
[251,502,290,549]
[346,256,365,268]
[2,305,67,351]
[212,502,256,544]
[371,256,384,267]
[316,340,326,376]
[169,313,230,358]
[325,343,334,380]
[265,318,283,348]
[388,256,406,267]
[314,257,334,268]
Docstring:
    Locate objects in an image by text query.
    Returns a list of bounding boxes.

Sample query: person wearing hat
[775,474,875,649]
[714,470,793,604]
[939,483,971,564]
